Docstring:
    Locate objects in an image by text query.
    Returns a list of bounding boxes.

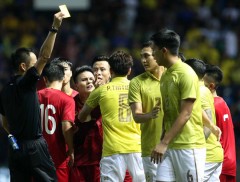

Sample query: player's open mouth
[87,85,93,89]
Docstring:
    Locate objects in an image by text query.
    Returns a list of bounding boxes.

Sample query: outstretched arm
[34,11,65,75]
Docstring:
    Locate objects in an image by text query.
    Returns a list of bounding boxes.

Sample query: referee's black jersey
[0,67,42,140]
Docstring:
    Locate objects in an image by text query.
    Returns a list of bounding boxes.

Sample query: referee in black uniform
[0,12,65,182]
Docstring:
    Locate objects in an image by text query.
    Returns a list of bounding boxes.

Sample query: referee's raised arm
[34,11,64,75]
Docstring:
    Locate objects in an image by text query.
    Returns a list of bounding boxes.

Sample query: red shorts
[220,174,236,182]
[69,165,100,182]
[56,167,69,182]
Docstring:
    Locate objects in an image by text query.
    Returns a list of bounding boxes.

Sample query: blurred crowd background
[0,0,240,180]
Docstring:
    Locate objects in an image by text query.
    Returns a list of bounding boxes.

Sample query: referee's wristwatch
[50,26,58,33]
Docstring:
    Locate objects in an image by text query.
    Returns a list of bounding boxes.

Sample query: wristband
[50,26,58,33]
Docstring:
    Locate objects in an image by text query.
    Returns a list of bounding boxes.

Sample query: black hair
[205,65,223,89]
[11,47,34,72]
[150,28,180,55]
[51,57,72,69]
[142,41,153,49]
[42,62,65,83]
[185,58,206,79]
[91,55,109,66]
[108,50,133,76]
[73,65,93,83]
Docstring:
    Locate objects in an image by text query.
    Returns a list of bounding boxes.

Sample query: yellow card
[59,4,71,18]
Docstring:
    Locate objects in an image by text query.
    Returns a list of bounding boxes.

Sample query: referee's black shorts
[8,136,57,182]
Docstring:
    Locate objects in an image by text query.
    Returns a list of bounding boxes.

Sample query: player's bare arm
[202,110,221,141]
[78,104,93,123]
[151,98,195,164]
[130,102,160,123]
[203,109,212,139]
[35,11,64,75]
[62,121,74,167]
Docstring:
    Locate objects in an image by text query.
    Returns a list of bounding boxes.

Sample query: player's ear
[209,83,215,90]
[127,68,132,76]
[19,62,27,72]
[110,68,114,76]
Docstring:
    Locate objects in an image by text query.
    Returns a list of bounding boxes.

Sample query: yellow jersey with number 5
[86,77,141,157]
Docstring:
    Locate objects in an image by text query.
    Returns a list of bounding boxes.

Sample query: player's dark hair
[91,55,109,66]
[150,28,180,56]
[185,58,206,79]
[205,65,223,89]
[42,62,65,83]
[11,47,34,72]
[73,65,93,83]
[142,41,153,49]
[108,50,133,76]
[51,57,73,69]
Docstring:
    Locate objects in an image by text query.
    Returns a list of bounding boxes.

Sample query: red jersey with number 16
[38,88,75,168]
[214,96,236,176]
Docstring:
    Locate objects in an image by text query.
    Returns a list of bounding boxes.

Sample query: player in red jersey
[204,65,236,182]
[38,62,75,182]
[69,65,102,182]
[52,57,78,97]
[37,57,78,98]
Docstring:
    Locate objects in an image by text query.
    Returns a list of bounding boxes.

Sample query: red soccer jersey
[38,88,75,168]
[214,96,236,176]
[73,94,102,166]
[71,89,78,98]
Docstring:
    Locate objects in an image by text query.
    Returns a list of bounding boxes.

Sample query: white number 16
[40,104,56,134]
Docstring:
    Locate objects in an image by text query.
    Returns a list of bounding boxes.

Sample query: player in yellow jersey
[91,54,133,182]
[185,58,223,182]
[128,41,164,182]
[150,29,206,182]
[91,55,111,87]
[78,50,145,182]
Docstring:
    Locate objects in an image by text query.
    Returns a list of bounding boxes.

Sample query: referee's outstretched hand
[52,11,65,30]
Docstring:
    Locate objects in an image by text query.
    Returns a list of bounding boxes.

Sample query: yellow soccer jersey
[129,72,163,157]
[199,81,223,162]
[160,60,205,149]
[86,77,141,157]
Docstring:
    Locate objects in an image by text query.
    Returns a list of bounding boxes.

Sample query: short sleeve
[179,73,197,100]
[62,97,75,123]
[200,86,212,110]
[19,67,40,90]
[128,78,142,104]
[86,87,101,109]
